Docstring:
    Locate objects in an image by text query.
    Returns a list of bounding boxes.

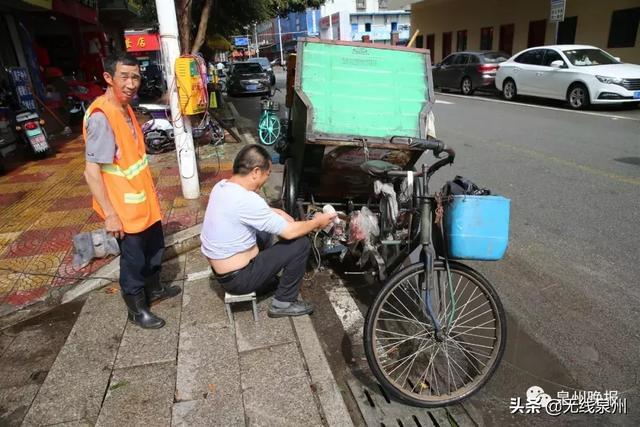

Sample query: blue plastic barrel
[444,195,510,261]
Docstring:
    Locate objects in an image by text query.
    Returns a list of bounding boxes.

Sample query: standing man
[83,52,180,329]
[201,145,336,317]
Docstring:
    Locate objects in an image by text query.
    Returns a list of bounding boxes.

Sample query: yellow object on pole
[407,30,420,48]
[175,57,207,115]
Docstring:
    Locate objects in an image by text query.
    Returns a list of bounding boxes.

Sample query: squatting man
[201,144,336,317]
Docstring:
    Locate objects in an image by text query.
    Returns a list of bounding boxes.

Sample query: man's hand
[313,212,337,230]
[105,214,124,240]
[272,208,295,223]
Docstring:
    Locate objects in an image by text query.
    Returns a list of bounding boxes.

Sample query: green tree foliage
[137,0,324,53]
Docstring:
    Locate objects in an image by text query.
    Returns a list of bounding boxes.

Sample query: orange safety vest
[83,95,162,234]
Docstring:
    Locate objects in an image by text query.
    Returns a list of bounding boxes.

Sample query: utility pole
[277,16,284,65]
[254,22,260,58]
[155,0,200,199]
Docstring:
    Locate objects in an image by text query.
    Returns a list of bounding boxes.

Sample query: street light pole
[277,16,284,65]
[155,0,200,199]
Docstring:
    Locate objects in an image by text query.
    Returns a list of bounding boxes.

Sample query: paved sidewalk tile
[115,281,183,370]
[234,298,295,353]
[96,362,175,427]
[176,275,238,403]
[22,290,126,426]
[240,342,323,427]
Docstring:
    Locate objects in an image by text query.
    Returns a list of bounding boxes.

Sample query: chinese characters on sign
[124,34,160,52]
[550,0,566,23]
[9,68,37,111]
[510,386,627,416]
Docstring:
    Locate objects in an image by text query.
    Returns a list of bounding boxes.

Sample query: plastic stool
[224,291,258,323]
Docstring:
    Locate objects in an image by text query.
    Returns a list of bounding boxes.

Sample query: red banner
[125,34,161,52]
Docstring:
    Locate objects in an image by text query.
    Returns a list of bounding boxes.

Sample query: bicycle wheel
[364,261,506,407]
[258,114,281,146]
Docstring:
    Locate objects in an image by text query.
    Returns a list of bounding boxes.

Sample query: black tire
[460,77,473,95]
[567,83,590,110]
[281,158,297,216]
[502,79,517,101]
[364,261,506,407]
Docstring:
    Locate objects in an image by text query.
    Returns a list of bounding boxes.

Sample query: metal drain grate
[347,380,477,427]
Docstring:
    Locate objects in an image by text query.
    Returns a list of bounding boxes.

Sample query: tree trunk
[177,0,192,54]
[191,0,213,54]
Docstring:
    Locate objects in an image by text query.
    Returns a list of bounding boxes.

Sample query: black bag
[442,175,491,196]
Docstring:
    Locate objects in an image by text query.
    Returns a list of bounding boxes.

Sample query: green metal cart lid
[295,39,433,142]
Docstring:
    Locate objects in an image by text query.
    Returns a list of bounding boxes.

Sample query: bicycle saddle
[360,160,401,177]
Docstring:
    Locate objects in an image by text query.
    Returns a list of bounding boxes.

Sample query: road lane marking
[435,99,454,105]
[437,92,640,122]
[326,282,364,340]
[495,142,640,186]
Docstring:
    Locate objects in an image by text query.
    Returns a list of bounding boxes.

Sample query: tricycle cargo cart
[279,39,509,408]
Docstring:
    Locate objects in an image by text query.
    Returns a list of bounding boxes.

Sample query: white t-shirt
[200,180,287,260]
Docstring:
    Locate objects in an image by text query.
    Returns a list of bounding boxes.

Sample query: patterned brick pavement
[0,132,240,316]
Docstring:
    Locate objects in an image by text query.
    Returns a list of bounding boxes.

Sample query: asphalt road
[228,72,640,425]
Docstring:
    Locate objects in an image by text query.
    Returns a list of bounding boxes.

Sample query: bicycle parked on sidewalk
[258,88,283,146]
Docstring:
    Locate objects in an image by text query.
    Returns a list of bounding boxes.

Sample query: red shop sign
[125,34,160,52]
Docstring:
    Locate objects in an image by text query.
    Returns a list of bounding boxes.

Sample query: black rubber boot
[144,272,181,304]
[123,291,166,329]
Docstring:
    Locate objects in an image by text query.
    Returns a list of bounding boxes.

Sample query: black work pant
[219,232,310,303]
[118,221,165,296]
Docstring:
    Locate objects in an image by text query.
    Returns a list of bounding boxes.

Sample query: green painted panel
[300,41,430,139]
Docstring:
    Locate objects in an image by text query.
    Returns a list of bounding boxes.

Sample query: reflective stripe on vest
[124,191,147,204]
[100,155,149,180]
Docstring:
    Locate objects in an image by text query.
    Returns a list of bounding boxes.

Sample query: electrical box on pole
[154,0,200,199]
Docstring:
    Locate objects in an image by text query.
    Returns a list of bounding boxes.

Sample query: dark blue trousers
[118,221,165,296]
[219,232,311,302]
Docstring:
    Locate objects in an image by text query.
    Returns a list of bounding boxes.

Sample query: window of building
[528,19,547,47]
[356,0,366,10]
[442,32,452,59]
[365,23,372,32]
[379,0,389,9]
[416,34,424,48]
[456,30,467,51]
[352,23,359,34]
[558,16,577,44]
[426,33,435,63]
[480,27,493,50]
[391,22,398,32]
[608,7,640,48]
[499,23,514,55]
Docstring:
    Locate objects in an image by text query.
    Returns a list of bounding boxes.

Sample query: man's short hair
[233,144,271,175]
[104,52,139,76]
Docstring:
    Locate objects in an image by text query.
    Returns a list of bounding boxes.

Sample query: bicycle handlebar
[385,146,455,178]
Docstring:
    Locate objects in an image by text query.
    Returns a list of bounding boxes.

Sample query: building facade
[409,0,640,64]
[319,0,412,44]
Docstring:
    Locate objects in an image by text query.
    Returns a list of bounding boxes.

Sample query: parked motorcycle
[139,104,174,154]
[15,110,50,156]
[138,76,164,102]
[138,104,225,154]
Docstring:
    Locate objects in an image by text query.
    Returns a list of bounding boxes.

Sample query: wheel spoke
[368,266,504,404]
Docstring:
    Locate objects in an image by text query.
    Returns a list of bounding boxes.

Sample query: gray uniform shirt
[85,112,116,164]
[85,111,137,164]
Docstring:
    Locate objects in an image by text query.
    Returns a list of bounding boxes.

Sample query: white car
[495,45,640,110]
